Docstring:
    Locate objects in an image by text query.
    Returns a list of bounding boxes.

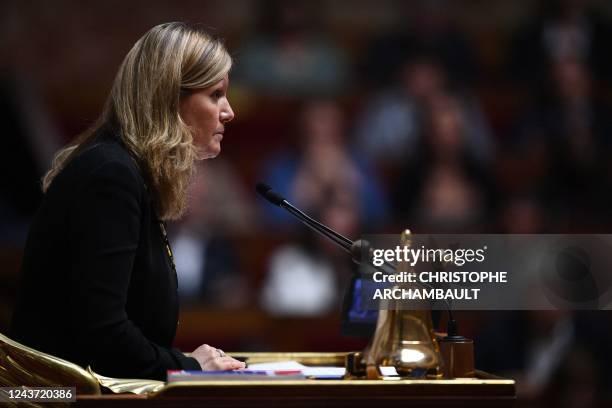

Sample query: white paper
[302,367,346,377]
[247,361,346,377]
[379,366,399,376]
[247,361,306,370]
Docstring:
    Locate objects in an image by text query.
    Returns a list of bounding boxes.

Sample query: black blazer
[10,130,200,380]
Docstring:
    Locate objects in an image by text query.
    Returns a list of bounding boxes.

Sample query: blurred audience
[511,56,612,230]
[360,0,478,88]
[260,99,390,231]
[3,1,612,404]
[476,310,612,406]
[393,93,497,232]
[499,193,546,234]
[170,161,252,307]
[261,189,359,316]
[234,0,349,97]
[510,0,612,85]
[355,56,492,169]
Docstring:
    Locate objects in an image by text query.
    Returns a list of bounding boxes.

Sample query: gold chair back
[0,332,100,395]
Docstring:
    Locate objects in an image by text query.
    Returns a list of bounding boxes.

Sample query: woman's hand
[191,344,246,370]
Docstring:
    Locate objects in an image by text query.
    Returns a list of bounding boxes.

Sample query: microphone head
[351,239,377,266]
[255,182,272,196]
[255,182,285,206]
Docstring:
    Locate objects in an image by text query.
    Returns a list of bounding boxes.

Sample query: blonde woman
[10,22,245,380]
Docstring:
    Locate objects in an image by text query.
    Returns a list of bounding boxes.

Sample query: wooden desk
[77,353,516,407]
[78,378,515,407]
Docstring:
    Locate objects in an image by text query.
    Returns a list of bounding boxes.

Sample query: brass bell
[363,229,444,379]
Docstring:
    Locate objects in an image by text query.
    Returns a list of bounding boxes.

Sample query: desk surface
[77,352,516,408]
[78,380,515,408]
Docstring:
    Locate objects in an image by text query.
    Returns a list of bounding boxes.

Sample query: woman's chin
[199,144,221,160]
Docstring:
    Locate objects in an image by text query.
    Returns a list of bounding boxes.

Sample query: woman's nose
[220,102,235,123]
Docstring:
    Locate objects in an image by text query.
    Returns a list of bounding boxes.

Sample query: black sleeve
[68,160,200,380]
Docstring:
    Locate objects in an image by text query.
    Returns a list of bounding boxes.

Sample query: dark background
[2,0,612,406]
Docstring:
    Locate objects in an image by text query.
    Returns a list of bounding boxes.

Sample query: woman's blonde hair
[42,22,232,220]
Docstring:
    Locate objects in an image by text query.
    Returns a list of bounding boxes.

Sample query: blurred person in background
[360,0,478,89]
[355,56,492,170]
[261,187,361,316]
[510,0,612,86]
[477,308,612,406]
[393,92,497,232]
[476,192,612,405]
[512,56,612,230]
[234,0,349,98]
[260,99,389,231]
[499,193,546,235]
[10,22,246,380]
[171,160,252,307]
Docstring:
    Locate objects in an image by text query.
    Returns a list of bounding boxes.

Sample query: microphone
[255,183,285,207]
[256,182,459,337]
[256,182,395,273]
